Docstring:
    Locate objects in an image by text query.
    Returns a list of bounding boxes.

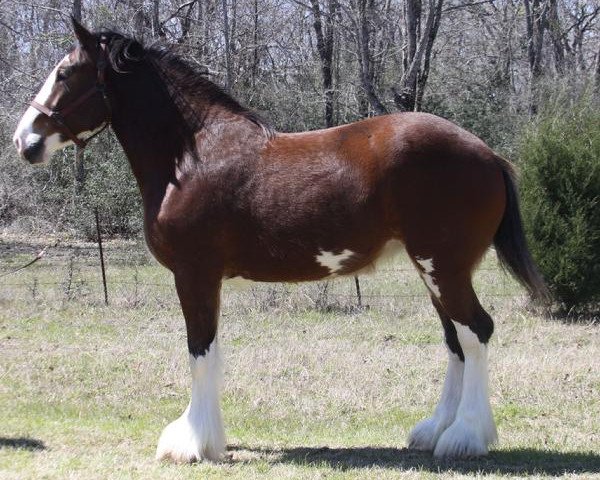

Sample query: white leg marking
[409,347,464,451]
[434,322,497,458]
[415,257,441,299]
[156,341,225,463]
[316,249,354,275]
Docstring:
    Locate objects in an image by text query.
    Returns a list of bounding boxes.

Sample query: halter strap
[29,42,111,150]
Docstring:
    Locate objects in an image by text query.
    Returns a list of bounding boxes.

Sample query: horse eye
[56,70,68,82]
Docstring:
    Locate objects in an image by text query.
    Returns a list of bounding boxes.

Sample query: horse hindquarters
[397,157,504,456]
[156,268,225,463]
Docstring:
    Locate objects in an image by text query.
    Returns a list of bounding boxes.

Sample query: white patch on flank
[316,249,354,275]
[409,347,464,451]
[156,340,225,463]
[434,322,497,458]
[415,256,441,299]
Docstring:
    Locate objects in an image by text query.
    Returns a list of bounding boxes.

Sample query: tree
[310,0,339,127]
[393,0,444,111]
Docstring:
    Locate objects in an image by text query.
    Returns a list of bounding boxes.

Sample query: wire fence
[0,236,520,313]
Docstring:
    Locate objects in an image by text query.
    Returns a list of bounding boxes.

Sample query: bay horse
[13,19,547,462]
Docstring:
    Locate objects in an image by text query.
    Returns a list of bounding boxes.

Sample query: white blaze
[156,340,225,463]
[316,249,354,275]
[13,54,105,162]
[13,56,69,153]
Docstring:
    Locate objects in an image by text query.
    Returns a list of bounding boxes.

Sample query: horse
[13,19,547,462]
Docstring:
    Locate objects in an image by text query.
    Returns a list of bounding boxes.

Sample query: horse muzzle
[13,130,47,164]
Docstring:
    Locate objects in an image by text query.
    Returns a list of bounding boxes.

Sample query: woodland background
[0,0,598,237]
[0,5,599,478]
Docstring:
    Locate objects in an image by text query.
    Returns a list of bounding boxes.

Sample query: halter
[30,42,112,149]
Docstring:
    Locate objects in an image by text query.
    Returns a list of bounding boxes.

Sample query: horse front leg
[156,268,225,463]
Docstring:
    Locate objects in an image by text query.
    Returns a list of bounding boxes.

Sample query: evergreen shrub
[519,96,600,310]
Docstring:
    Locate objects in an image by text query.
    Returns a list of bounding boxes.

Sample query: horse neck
[107,64,232,210]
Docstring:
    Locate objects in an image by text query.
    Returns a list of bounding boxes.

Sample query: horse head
[13,18,110,164]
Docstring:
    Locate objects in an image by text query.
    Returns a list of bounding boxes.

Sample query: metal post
[94,207,109,305]
[354,276,362,308]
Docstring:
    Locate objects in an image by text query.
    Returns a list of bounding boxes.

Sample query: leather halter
[30,42,111,149]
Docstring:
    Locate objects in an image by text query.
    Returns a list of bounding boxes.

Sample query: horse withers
[13,19,547,462]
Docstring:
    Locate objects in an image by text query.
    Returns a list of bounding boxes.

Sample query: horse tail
[493,157,550,302]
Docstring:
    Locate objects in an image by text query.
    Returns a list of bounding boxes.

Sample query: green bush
[520,96,600,311]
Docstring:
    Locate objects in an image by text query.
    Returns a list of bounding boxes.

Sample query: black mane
[97,30,274,141]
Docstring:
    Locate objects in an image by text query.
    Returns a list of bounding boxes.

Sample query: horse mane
[97,30,274,147]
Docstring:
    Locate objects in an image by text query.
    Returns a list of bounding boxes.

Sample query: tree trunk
[394,0,443,112]
[524,0,548,114]
[524,0,548,80]
[72,0,84,194]
[547,0,565,74]
[310,0,339,127]
[221,0,233,91]
[251,0,259,88]
[152,0,160,38]
[72,0,82,22]
[355,0,388,115]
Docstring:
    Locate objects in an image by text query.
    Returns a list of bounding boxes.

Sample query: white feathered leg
[409,347,464,451]
[434,322,497,458]
[156,341,225,463]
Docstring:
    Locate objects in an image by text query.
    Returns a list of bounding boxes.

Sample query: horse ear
[71,16,95,50]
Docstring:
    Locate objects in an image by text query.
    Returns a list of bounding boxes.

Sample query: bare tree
[524,0,548,82]
[393,0,444,111]
[72,0,85,194]
[310,0,339,126]
[221,0,233,91]
[349,0,388,115]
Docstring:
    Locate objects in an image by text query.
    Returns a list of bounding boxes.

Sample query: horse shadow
[228,445,600,476]
[0,437,46,451]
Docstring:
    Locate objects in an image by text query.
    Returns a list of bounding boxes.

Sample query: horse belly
[225,229,403,283]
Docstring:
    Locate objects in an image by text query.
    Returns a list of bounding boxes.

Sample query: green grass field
[1,234,599,479]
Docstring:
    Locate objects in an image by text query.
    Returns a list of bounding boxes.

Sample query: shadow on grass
[0,437,46,451]
[229,445,600,476]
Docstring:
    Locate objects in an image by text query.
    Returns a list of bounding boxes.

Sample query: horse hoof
[155,414,225,464]
[408,416,448,451]
[433,418,493,458]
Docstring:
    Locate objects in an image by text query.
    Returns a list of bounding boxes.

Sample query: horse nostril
[22,140,44,162]
[13,136,22,151]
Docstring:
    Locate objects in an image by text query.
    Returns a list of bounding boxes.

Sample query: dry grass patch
[1,237,599,479]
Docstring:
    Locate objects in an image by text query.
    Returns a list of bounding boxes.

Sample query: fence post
[94,207,109,306]
[354,276,362,308]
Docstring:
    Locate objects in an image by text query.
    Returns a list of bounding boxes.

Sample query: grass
[1,234,599,479]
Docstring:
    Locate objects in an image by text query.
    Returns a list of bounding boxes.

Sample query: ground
[1,234,599,479]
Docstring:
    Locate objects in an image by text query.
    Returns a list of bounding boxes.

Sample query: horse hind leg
[409,255,498,457]
[408,296,464,451]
